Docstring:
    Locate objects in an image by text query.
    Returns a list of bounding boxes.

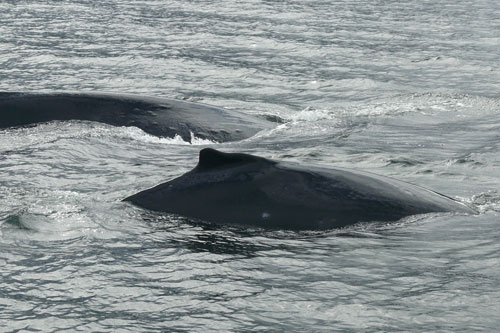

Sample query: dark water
[1,1,500,331]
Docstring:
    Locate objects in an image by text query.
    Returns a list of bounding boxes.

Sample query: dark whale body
[0,92,273,142]
[125,148,475,230]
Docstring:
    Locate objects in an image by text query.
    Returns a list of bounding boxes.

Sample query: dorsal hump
[194,148,271,172]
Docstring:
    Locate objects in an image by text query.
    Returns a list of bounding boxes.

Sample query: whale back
[124,149,475,230]
[0,92,273,142]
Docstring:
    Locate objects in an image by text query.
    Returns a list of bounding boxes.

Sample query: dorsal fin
[194,148,270,172]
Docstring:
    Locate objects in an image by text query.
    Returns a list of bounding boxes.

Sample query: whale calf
[0,92,273,142]
[124,148,475,230]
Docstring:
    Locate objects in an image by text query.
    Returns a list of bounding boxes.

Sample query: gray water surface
[1,1,500,332]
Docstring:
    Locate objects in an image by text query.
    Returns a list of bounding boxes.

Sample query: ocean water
[1,0,500,331]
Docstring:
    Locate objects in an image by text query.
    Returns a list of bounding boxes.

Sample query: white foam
[289,106,334,122]
[0,121,217,148]
[70,123,217,145]
[111,126,216,145]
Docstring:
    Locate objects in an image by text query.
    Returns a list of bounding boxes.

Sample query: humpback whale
[0,92,273,142]
[124,148,475,230]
